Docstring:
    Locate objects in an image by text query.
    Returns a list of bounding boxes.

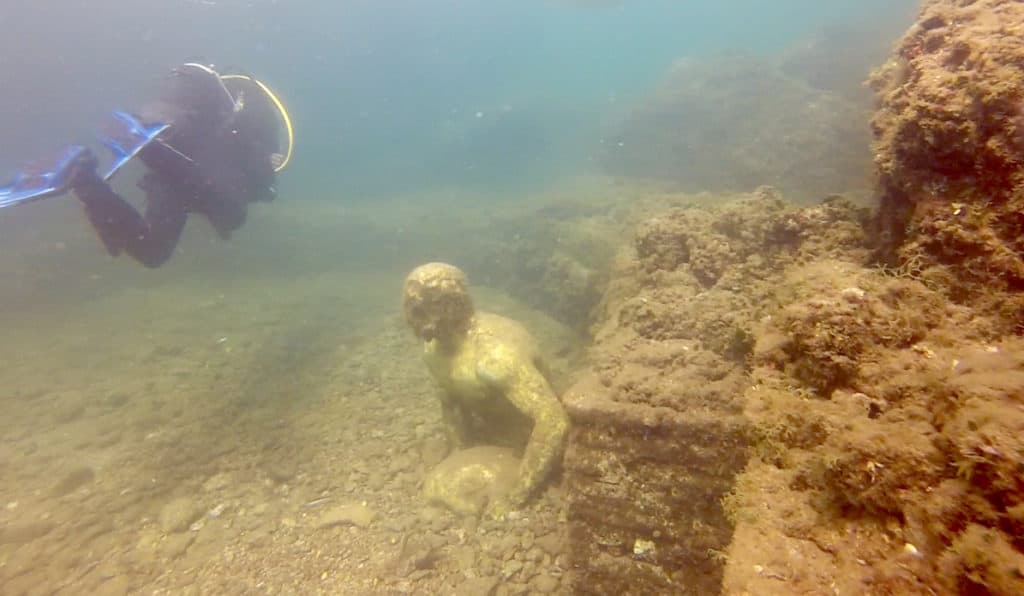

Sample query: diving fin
[0,145,94,210]
[98,111,170,181]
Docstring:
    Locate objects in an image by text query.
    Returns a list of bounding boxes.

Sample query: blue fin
[99,111,170,181]
[0,145,93,210]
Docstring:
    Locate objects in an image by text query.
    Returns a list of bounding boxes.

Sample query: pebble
[162,532,196,559]
[421,436,449,468]
[530,574,561,594]
[266,462,297,484]
[317,502,376,529]
[52,393,87,424]
[455,576,499,596]
[202,472,233,492]
[535,532,563,557]
[159,497,203,534]
[841,286,866,303]
[0,520,55,545]
[388,454,413,474]
[50,466,95,497]
[501,559,524,579]
[366,470,387,490]
[417,506,452,533]
[519,532,535,550]
[105,392,131,409]
[450,545,477,570]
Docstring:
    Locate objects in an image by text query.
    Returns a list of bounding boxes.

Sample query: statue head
[403,262,475,345]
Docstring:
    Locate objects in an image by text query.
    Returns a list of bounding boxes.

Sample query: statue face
[403,263,474,343]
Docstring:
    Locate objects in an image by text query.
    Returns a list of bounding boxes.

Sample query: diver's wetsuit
[73,64,280,268]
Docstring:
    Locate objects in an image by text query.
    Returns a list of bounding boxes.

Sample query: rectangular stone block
[563,375,748,595]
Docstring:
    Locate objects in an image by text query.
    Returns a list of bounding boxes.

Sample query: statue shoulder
[474,312,538,356]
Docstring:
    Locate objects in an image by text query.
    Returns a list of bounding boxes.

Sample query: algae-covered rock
[870,0,1024,332]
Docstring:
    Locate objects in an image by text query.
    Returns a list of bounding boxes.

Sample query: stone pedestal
[562,375,748,595]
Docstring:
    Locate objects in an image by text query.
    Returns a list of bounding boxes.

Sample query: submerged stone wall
[560,189,868,594]
[869,0,1024,332]
[563,376,747,594]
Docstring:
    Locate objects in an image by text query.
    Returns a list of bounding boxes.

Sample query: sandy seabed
[0,199,578,596]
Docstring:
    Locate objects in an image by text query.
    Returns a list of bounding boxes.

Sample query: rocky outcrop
[870,0,1024,332]
[561,189,868,594]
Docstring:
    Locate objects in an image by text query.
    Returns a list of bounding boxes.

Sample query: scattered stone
[530,574,561,594]
[162,532,196,559]
[420,436,449,469]
[0,520,55,545]
[406,569,432,582]
[414,423,430,440]
[94,430,123,448]
[366,470,387,490]
[501,559,524,580]
[454,575,499,596]
[532,536,565,557]
[159,497,204,534]
[491,534,520,559]
[450,544,477,571]
[105,392,131,409]
[382,513,413,533]
[75,515,115,544]
[519,560,539,582]
[52,395,87,424]
[519,532,535,551]
[134,528,161,557]
[495,582,530,596]
[94,573,130,596]
[265,461,297,484]
[841,286,866,303]
[395,533,446,577]
[633,538,657,561]
[50,466,96,497]
[317,502,376,529]
[417,505,452,532]
[202,472,233,492]
[388,454,414,475]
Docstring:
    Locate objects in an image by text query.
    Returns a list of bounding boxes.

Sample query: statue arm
[481,347,570,507]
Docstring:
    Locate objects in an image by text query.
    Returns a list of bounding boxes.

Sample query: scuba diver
[0,62,295,268]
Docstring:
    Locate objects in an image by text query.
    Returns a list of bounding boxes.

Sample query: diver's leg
[74,172,149,258]
[128,183,188,267]
[74,173,186,268]
[203,196,248,240]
